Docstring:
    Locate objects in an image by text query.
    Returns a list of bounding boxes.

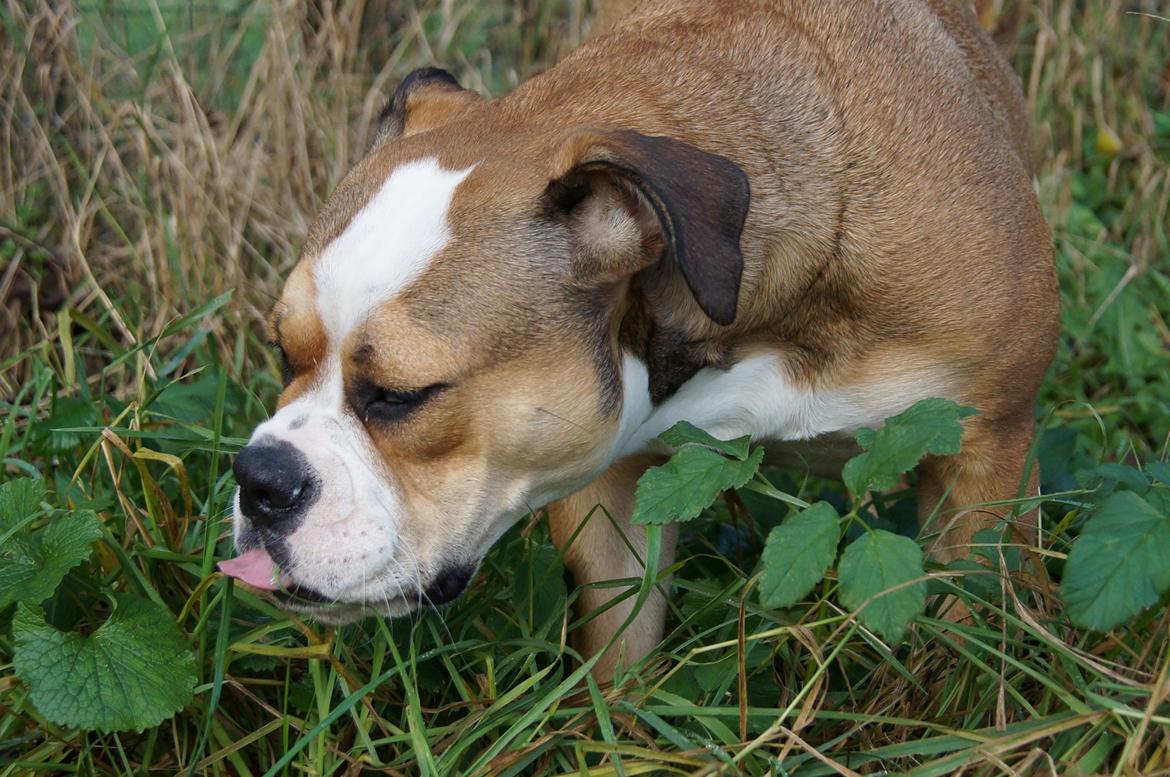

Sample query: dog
[219,0,1059,679]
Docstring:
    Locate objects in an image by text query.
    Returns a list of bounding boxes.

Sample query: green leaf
[32,396,101,454]
[13,595,197,732]
[0,478,101,610]
[838,530,926,641]
[659,421,751,460]
[0,510,102,610]
[842,399,978,496]
[632,445,764,525]
[1062,491,1170,631]
[759,502,840,608]
[0,477,45,537]
[511,542,567,630]
[1146,461,1170,487]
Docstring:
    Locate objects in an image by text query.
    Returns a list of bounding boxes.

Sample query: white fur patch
[613,354,653,452]
[313,158,474,342]
[615,353,956,458]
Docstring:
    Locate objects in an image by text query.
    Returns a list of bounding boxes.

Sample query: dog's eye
[278,347,293,387]
[359,382,447,424]
[270,341,294,387]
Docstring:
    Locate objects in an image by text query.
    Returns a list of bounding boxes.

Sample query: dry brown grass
[1,0,586,395]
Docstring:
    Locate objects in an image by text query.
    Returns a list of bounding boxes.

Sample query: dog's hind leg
[916,412,1040,561]
[915,412,1044,619]
[547,454,678,682]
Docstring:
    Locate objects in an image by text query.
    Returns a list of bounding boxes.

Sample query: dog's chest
[616,352,956,465]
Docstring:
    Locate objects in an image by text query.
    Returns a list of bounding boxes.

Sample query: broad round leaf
[1062,491,1170,631]
[14,594,197,732]
[838,530,926,642]
[759,502,840,608]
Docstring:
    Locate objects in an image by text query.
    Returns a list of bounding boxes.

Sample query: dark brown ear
[374,67,482,144]
[546,129,749,326]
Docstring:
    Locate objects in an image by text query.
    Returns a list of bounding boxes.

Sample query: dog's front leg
[547,454,678,682]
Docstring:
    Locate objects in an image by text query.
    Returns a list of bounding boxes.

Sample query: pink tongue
[218,547,290,591]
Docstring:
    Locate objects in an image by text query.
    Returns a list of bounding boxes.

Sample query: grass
[1,0,1168,773]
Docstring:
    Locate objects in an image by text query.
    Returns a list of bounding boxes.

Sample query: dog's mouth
[271,584,332,606]
[218,546,290,590]
[218,545,463,615]
[218,546,352,607]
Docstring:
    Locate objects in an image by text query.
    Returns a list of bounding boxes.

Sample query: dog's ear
[374,67,481,144]
[545,128,749,326]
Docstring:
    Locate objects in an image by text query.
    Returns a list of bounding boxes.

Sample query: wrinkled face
[223,152,649,620]
[220,68,751,619]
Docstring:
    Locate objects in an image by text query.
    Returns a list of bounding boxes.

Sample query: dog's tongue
[218,547,288,591]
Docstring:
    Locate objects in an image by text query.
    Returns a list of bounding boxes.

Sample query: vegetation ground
[1,0,1168,773]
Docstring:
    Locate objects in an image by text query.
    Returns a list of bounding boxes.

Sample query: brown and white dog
[219,0,1059,678]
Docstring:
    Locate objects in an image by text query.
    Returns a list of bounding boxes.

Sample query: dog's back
[594,0,1033,171]
[522,0,1056,392]
[924,0,1035,172]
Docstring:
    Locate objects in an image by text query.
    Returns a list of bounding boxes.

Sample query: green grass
[2,0,1169,773]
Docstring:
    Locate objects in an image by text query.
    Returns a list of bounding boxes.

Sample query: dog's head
[220,68,749,620]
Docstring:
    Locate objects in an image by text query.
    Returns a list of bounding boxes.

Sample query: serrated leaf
[1062,491,1170,631]
[13,594,197,732]
[759,501,840,608]
[838,530,926,641]
[632,445,764,525]
[842,399,978,496]
[0,510,102,610]
[659,421,751,460]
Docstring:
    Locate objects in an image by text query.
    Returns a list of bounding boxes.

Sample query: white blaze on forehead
[313,157,474,342]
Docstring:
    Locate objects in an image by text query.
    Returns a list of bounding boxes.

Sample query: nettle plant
[4,398,1170,732]
[628,399,1170,641]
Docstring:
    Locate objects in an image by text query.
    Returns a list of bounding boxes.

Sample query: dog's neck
[619,289,733,406]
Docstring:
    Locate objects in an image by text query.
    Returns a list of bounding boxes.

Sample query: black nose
[423,564,475,605]
[233,441,316,532]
